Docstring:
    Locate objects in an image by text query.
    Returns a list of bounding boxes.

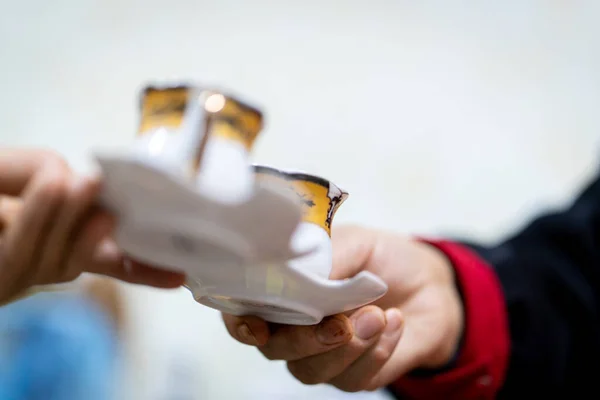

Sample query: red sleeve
[390,240,510,400]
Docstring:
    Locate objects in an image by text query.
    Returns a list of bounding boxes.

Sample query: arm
[392,172,600,399]
[468,171,600,397]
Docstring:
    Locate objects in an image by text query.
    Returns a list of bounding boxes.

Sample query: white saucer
[95,152,313,273]
[186,261,387,325]
[94,150,388,325]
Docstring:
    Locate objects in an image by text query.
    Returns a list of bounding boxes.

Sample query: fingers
[63,211,116,283]
[221,312,353,352]
[58,208,186,289]
[222,314,271,347]
[77,236,186,288]
[0,148,186,293]
[260,314,353,361]
[285,306,387,385]
[371,289,463,386]
[329,308,404,391]
[35,175,101,284]
[0,148,68,196]
[223,305,407,392]
[0,156,70,299]
[329,225,377,280]
[114,260,187,288]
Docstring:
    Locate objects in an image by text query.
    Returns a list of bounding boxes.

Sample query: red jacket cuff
[390,240,510,400]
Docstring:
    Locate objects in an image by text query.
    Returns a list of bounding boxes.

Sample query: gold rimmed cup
[253,165,348,237]
[137,83,263,177]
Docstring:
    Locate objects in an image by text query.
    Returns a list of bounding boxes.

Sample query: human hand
[222,225,463,392]
[0,148,185,304]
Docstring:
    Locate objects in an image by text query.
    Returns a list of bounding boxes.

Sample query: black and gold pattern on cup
[253,166,348,236]
[138,84,208,175]
[201,90,263,151]
[137,85,264,175]
[138,84,191,135]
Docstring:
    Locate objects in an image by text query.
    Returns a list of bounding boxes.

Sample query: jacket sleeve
[390,172,600,399]
[467,171,600,397]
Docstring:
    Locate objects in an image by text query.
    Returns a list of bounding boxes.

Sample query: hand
[222,225,463,392]
[0,148,185,304]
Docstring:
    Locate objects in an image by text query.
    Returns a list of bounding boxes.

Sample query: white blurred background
[1,1,599,399]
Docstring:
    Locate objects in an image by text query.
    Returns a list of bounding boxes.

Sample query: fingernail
[99,239,120,258]
[316,316,350,345]
[352,309,386,340]
[384,309,403,333]
[238,323,258,346]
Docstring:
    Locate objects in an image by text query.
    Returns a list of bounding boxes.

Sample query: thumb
[88,241,186,288]
[77,219,186,289]
[330,225,378,280]
[367,320,435,388]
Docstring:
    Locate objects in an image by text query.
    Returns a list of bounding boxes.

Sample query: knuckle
[364,383,381,392]
[259,348,277,361]
[334,377,367,393]
[371,345,393,365]
[37,172,69,203]
[221,315,240,338]
[39,149,69,171]
[220,313,235,325]
[61,268,82,283]
[287,362,324,385]
[289,336,308,359]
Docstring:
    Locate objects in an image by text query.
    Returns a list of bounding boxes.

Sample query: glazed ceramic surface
[133,84,205,177]
[134,83,263,204]
[96,83,310,271]
[184,166,387,325]
[95,82,387,325]
[253,165,347,278]
[193,89,263,204]
[96,156,310,272]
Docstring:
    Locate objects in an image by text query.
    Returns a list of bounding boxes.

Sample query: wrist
[413,240,465,370]
[391,240,510,400]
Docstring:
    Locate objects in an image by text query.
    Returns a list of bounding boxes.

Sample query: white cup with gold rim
[176,167,386,326]
[253,165,348,278]
[134,83,263,204]
[194,90,263,204]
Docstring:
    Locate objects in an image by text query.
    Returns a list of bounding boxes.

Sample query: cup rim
[252,164,348,199]
[137,82,264,118]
